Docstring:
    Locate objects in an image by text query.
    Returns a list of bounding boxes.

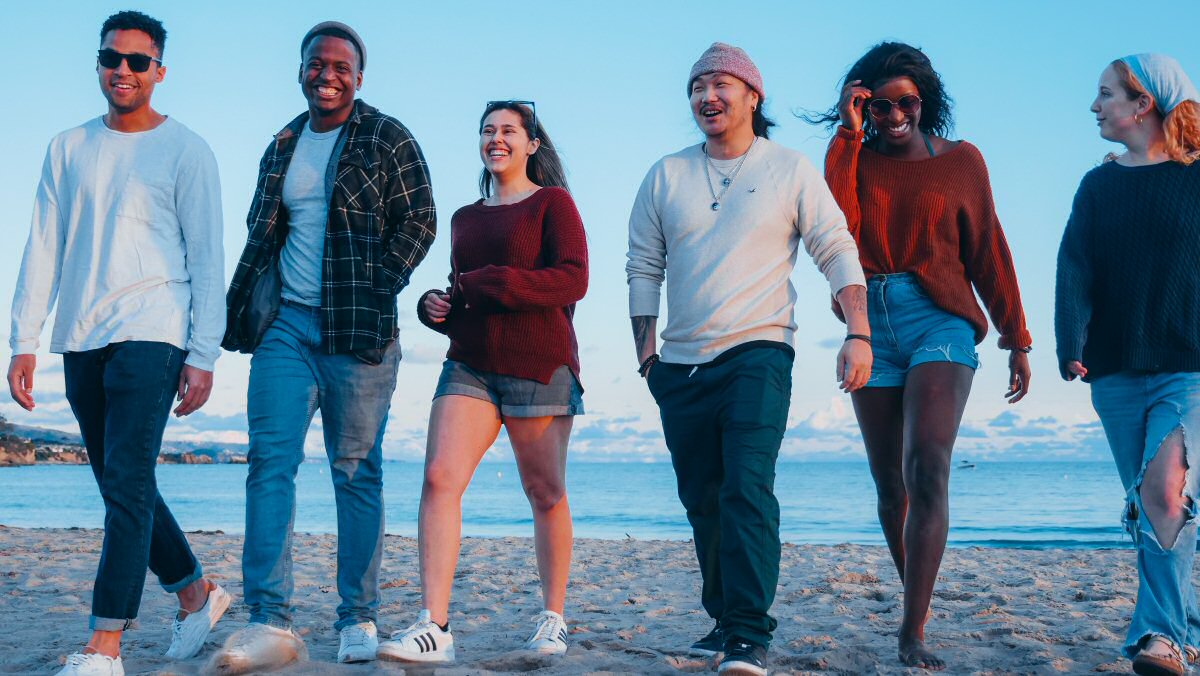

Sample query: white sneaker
[376,609,455,663]
[56,653,124,676]
[338,621,378,663]
[165,583,232,659]
[205,623,307,675]
[524,610,568,655]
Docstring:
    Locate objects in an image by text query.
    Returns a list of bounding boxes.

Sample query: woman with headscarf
[1056,54,1200,676]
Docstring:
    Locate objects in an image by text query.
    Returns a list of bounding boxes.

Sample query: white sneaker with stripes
[524,610,568,655]
[376,609,455,663]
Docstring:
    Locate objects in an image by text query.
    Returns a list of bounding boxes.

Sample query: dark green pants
[647,346,792,649]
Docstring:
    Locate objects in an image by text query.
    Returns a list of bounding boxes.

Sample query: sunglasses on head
[868,94,921,118]
[97,48,162,73]
[485,100,537,139]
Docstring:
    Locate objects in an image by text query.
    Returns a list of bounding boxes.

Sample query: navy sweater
[1055,159,1200,381]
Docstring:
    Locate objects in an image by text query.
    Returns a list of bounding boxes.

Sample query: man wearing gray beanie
[626,42,870,674]
[212,20,436,673]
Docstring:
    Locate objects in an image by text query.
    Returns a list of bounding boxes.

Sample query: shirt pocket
[115,171,175,225]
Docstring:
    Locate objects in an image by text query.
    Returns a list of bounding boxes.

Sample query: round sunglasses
[868,94,921,118]
[97,48,162,73]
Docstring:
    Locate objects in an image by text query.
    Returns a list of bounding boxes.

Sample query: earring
[1135,114,1142,124]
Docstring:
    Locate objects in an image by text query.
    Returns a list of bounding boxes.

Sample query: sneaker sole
[376,647,455,664]
[717,663,768,676]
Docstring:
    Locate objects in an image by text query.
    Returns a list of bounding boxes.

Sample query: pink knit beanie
[687,42,764,99]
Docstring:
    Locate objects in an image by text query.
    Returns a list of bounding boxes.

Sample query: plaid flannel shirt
[223,100,436,356]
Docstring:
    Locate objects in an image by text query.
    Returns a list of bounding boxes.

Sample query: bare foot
[899,638,945,671]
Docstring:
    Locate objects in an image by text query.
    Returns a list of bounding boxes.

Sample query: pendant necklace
[703,136,757,211]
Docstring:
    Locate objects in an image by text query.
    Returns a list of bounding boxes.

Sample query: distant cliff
[0,414,248,467]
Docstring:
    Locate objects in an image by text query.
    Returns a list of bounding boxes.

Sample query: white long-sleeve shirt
[10,117,225,370]
[626,139,864,364]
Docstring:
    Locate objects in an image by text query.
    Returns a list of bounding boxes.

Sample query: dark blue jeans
[63,341,203,631]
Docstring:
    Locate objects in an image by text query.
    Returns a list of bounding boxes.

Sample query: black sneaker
[687,622,723,657]
[717,638,767,675]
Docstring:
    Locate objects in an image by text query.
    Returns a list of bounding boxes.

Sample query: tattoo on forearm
[632,316,654,359]
[847,285,866,315]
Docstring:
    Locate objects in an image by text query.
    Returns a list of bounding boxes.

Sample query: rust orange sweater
[825,126,1031,349]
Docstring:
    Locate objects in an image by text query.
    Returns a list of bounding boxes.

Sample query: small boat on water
[957,460,977,470]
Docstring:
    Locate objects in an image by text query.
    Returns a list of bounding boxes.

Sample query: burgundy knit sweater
[417,187,588,384]
[825,126,1031,349]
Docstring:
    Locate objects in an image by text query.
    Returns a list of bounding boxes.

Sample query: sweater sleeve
[1054,177,1094,379]
[958,146,1032,350]
[456,190,588,311]
[824,126,865,238]
[794,154,866,295]
[9,143,65,356]
[176,139,226,371]
[625,164,666,317]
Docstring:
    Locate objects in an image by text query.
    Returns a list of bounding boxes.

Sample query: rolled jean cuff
[249,615,293,632]
[89,615,138,631]
[160,563,203,593]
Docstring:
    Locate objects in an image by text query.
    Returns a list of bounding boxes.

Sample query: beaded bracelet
[638,354,660,378]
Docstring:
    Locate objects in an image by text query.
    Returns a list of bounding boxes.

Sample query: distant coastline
[0,414,247,467]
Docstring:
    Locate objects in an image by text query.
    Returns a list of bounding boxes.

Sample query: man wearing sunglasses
[8,10,228,676]
[213,20,436,673]
[626,42,869,675]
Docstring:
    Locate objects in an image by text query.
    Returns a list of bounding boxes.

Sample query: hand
[1065,360,1088,381]
[423,290,451,322]
[836,338,872,393]
[838,79,872,132]
[1006,351,1032,404]
[174,365,213,417]
[7,355,36,411]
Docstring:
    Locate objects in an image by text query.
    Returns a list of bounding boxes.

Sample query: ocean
[0,461,1127,549]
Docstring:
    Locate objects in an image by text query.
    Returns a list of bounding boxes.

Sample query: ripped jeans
[864,273,979,388]
[1091,371,1200,663]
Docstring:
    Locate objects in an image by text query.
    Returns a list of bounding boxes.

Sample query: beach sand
[0,525,1160,674]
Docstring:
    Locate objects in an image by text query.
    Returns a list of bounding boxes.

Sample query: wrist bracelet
[1011,345,1033,354]
[845,334,872,346]
[638,354,660,378]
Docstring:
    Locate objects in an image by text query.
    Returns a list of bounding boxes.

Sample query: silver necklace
[702,137,757,211]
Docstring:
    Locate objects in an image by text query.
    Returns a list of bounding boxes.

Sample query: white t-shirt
[280,123,342,306]
[10,116,225,370]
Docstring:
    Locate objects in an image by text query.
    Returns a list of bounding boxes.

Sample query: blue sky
[2,1,1197,461]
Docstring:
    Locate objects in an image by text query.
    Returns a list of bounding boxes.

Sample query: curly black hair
[101,10,167,60]
[808,41,953,142]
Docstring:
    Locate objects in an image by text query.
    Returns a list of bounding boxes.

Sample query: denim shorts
[865,273,980,388]
[434,360,585,418]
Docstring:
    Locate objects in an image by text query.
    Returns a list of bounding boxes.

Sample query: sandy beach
[0,525,1161,675]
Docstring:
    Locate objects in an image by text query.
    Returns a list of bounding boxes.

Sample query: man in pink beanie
[626,42,870,675]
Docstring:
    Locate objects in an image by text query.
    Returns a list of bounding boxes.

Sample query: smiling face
[868,77,922,149]
[97,29,163,115]
[690,72,758,139]
[299,35,361,128]
[480,108,539,180]
[1092,64,1149,144]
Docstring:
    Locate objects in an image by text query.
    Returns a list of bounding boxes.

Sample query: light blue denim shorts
[865,273,980,388]
[434,360,584,418]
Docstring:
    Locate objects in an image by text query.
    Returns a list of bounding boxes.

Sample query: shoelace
[342,626,371,648]
[67,653,111,666]
[529,613,564,643]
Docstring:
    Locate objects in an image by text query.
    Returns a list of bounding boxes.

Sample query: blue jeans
[63,341,203,631]
[243,302,400,631]
[865,273,979,388]
[1091,371,1200,662]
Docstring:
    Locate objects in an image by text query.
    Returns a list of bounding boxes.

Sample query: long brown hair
[1112,59,1200,165]
[478,102,570,198]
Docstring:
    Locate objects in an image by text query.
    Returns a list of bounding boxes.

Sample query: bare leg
[418,396,503,626]
[851,386,907,580]
[1141,428,1190,550]
[176,578,214,619]
[897,362,973,671]
[85,630,122,659]
[507,416,574,616]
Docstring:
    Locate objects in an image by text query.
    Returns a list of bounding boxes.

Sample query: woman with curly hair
[811,42,1032,669]
[1057,54,1200,676]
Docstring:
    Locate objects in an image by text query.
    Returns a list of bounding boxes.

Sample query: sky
[1,1,1198,462]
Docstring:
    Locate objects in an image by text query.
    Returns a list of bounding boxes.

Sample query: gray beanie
[302,21,366,70]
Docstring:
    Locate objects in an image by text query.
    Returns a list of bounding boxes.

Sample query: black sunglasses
[868,94,921,118]
[485,100,537,139]
[97,48,162,73]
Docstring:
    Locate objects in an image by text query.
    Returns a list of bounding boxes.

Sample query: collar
[273,99,375,141]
